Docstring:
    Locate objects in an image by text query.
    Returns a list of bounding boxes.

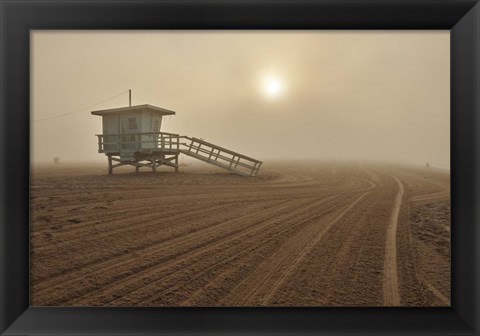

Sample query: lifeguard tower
[92,104,262,176]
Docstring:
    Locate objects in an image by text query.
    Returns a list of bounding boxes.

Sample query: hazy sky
[31,31,450,168]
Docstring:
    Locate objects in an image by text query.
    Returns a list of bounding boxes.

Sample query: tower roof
[91,104,175,116]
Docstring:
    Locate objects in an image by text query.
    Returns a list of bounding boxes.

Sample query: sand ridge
[383,176,404,306]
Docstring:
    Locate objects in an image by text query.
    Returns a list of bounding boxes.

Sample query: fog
[31,31,449,168]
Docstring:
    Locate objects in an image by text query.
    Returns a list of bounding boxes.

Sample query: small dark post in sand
[92,104,262,176]
[53,157,60,164]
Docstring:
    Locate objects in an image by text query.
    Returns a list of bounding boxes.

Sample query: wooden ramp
[180,136,262,176]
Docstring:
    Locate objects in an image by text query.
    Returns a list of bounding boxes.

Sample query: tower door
[121,116,138,151]
[103,115,119,152]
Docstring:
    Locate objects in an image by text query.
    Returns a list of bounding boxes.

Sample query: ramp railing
[179,136,262,177]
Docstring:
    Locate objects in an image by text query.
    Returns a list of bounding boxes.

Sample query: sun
[263,77,284,99]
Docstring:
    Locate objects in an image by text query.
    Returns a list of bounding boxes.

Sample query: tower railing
[96,132,181,153]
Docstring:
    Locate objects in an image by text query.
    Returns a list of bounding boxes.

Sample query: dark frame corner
[1,1,479,335]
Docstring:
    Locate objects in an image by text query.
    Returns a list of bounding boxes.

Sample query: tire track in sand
[218,192,369,306]
[383,175,404,306]
[418,276,450,305]
[143,195,345,306]
[260,191,370,305]
[34,199,296,304]
[155,194,353,306]
[98,196,341,306]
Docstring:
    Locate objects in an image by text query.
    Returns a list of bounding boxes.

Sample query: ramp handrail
[180,136,261,163]
[179,136,262,176]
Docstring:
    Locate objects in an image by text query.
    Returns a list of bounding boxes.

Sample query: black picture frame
[1,0,479,335]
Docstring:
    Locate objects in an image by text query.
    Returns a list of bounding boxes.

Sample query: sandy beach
[29,161,450,307]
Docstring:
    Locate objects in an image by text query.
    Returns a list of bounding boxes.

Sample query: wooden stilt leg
[152,159,157,173]
[175,155,179,172]
[135,164,139,173]
[108,156,113,175]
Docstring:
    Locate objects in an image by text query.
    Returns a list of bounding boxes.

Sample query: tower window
[153,120,160,132]
[128,118,137,130]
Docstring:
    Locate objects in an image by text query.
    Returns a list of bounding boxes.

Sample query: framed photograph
[1,0,479,335]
